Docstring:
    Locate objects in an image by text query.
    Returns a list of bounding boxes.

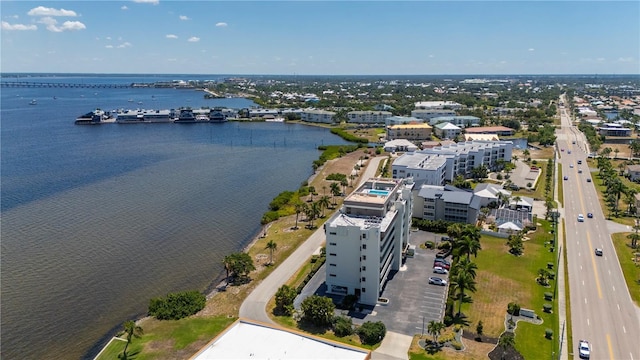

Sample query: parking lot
[295,230,450,337]
[354,230,449,336]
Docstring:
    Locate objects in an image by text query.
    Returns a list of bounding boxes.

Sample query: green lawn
[461,221,558,360]
[96,316,237,360]
[558,165,564,206]
[611,233,640,306]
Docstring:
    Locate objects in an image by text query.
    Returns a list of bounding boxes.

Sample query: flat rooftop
[191,320,370,360]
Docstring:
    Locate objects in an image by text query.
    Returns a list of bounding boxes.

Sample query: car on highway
[578,169,583,173]
[572,141,577,144]
[564,176,568,180]
[587,178,592,182]
[577,160,582,164]
[587,213,593,218]
[568,150,572,154]
[595,248,603,256]
[578,339,591,358]
[428,277,447,286]
[570,164,574,168]
[433,266,448,274]
[578,214,584,222]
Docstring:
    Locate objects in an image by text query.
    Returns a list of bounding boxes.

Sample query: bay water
[0,75,349,359]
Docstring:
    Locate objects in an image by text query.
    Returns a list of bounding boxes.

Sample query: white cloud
[616,57,633,63]
[167,58,177,62]
[1,21,37,31]
[187,36,200,42]
[179,15,190,21]
[166,34,178,39]
[121,5,128,10]
[133,0,159,4]
[215,22,227,27]
[38,17,85,32]
[428,54,435,58]
[28,6,78,17]
[105,45,114,48]
[117,42,132,48]
[528,48,535,52]
[106,36,112,40]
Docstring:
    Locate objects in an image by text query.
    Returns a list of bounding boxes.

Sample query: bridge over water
[0,81,133,89]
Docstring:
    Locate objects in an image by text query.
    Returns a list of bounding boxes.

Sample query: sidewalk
[555,151,569,360]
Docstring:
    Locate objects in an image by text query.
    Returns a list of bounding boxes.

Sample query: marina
[75,107,229,124]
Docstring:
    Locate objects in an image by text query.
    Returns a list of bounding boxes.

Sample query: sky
[1,1,639,75]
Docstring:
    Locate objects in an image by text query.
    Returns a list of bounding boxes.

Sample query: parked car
[433,266,448,274]
[578,339,591,358]
[595,248,603,256]
[428,277,447,286]
[433,261,450,270]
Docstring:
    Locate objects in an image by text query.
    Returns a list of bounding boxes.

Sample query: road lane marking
[584,297,587,304]
[617,303,620,310]
[612,285,615,291]
[587,318,590,326]
[582,280,585,286]
[607,334,614,360]
[623,325,626,333]
[586,233,603,299]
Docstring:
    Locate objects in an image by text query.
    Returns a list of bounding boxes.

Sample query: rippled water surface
[0,75,349,359]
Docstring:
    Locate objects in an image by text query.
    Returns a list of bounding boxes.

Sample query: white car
[433,266,448,275]
[578,339,590,358]
[428,277,447,286]
[578,214,584,222]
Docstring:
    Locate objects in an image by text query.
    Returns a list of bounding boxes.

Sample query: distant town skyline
[1,1,639,75]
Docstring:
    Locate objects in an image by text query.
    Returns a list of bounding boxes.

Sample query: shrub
[545,328,553,339]
[496,174,503,180]
[148,290,206,320]
[424,241,435,249]
[543,303,553,313]
[326,173,347,182]
[300,295,335,327]
[333,315,354,337]
[507,302,521,316]
[450,340,463,350]
[357,321,386,345]
[340,294,358,310]
[275,285,297,316]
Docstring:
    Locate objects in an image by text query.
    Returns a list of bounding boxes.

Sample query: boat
[116,109,145,123]
[208,107,228,123]
[29,99,37,105]
[174,108,196,123]
[75,109,113,125]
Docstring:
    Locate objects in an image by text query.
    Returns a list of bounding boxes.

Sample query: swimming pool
[368,189,389,196]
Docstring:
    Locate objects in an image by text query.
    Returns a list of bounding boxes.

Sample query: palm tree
[498,332,515,360]
[265,239,277,264]
[121,320,143,359]
[450,257,478,279]
[294,202,306,230]
[511,196,522,210]
[450,270,477,316]
[318,195,331,217]
[340,178,349,193]
[330,182,341,204]
[427,320,445,344]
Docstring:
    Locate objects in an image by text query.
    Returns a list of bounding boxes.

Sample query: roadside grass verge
[460,221,557,359]
[408,334,496,360]
[611,233,640,306]
[558,165,564,206]
[592,171,640,226]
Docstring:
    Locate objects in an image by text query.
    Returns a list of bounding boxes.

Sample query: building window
[329,253,336,256]
[362,234,366,239]
[329,242,337,246]
[362,255,367,260]
[362,266,366,271]
[361,277,366,282]
[329,232,337,235]
[329,263,336,267]
[362,288,366,293]
[329,274,336,277]
[362,244,367,250]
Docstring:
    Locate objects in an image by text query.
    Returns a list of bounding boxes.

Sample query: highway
[558,95,640,360]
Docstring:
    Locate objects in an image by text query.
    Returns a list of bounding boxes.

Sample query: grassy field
[591,168,640,226]
[562,218,574,359]
[611,233,640,306]
[460,222,558,360]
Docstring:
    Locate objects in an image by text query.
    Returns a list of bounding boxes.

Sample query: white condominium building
[324,178,414,306]
[301,109,336,124]
[347,111,393,124]
[392,140,513,184]
[414,101,463,110]
[411,109,457,121]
